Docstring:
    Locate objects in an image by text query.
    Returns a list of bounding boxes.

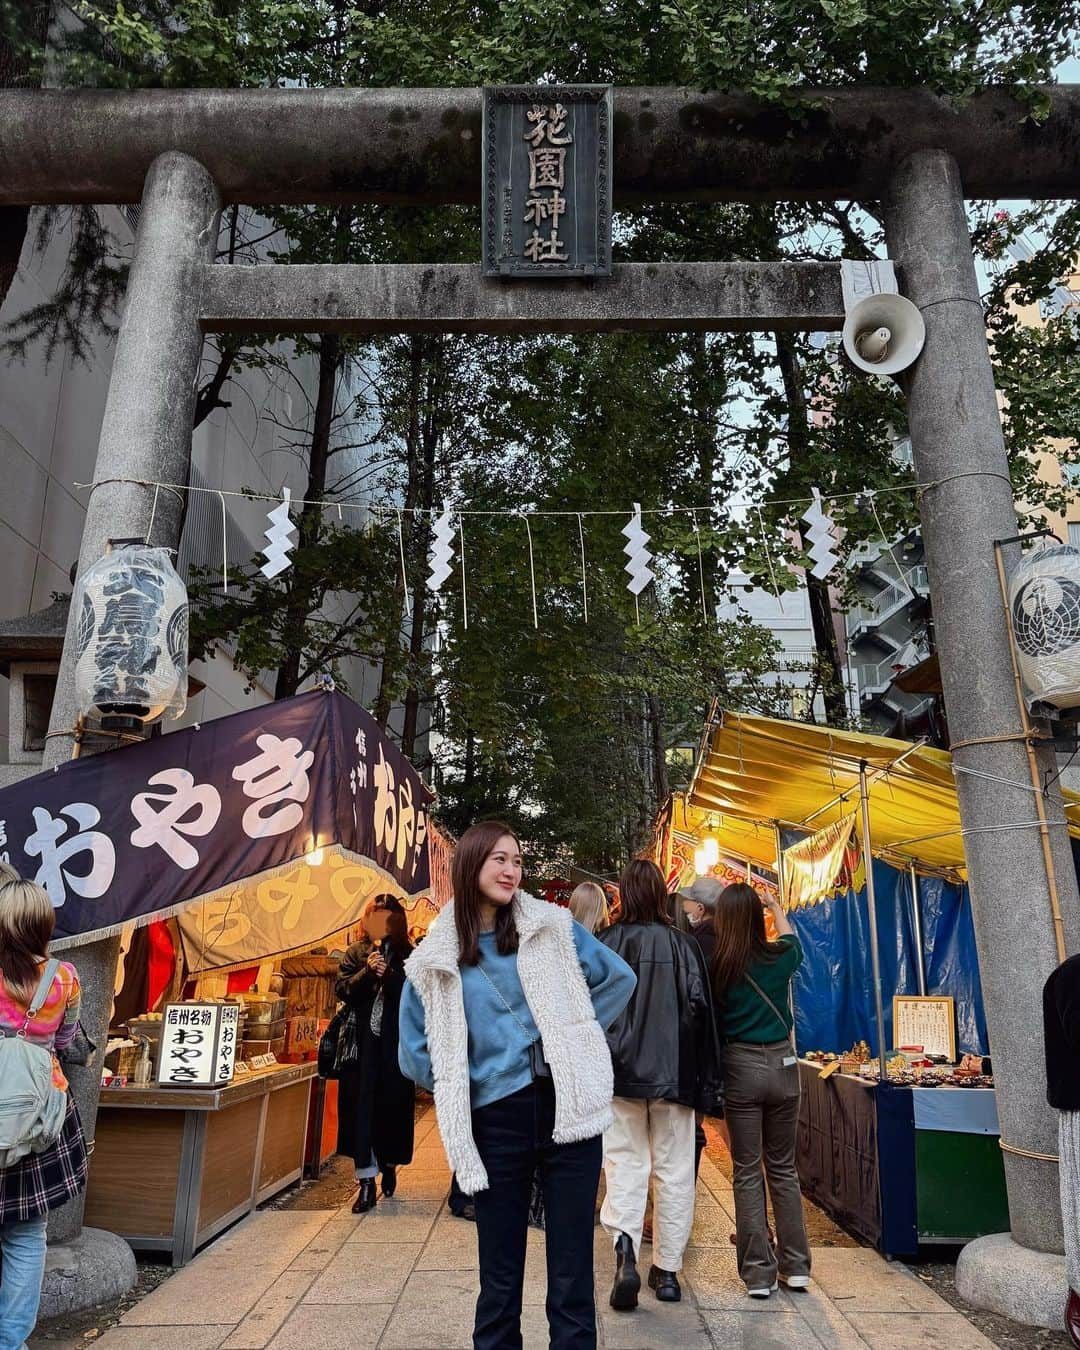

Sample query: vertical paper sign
[157,1002,239,1088]
[216,1003,240,1083]
[482,85,613,278]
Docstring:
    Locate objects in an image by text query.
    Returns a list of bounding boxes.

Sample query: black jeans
[471,1080,601,1350]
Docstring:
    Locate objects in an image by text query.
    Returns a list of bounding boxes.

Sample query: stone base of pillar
[956,1232,1068,1331]
[39,1228,137,1320]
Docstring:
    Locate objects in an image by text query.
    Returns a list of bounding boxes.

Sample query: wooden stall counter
[85,1062,318,1266]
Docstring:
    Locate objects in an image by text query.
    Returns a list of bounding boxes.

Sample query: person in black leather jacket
[596,859,723,1311]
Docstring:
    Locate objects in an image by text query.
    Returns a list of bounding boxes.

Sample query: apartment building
[0,205,396,784]
[844,526,932,734]
[717,572,827,721]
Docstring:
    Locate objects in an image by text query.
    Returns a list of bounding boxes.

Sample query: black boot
[351,1177,377,1214]
[610,1233,640,1311]
[694,1122,706,1179]
[648,1265,682,1302]
[381,1166,397,1198]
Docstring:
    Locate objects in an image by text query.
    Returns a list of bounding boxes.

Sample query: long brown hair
[0,877,55,998]
[452,821,521,966]
[366,893,412,957]
[617,859,672,925]
[711,882,781,1007]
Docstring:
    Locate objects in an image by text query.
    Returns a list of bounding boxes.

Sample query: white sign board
[157,1002,240,1088]
[892,995,957,1062]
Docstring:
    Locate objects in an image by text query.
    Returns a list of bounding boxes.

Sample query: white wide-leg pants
[1060,1110,1080,1294]
[600,1096,697,1273]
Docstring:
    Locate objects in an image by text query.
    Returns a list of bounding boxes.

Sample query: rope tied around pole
[218,491,229,593]
[999,1139,1059,1164]
[950,731,1051,751]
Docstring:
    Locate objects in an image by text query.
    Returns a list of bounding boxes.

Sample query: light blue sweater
[398,921,635,1110]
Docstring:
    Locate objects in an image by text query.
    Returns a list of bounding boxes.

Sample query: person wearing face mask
[399,820,636,1350]
[679,876,720,967]
[677,875,726,1185]
[335,894,415,1213]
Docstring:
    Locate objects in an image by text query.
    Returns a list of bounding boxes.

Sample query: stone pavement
[92,1108,998,1349]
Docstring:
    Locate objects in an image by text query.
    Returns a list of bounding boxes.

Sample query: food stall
[85,1062,319,1265]
[797,1058,1006,1256]
[659,710,1080,1256]
[0,689,434,1265]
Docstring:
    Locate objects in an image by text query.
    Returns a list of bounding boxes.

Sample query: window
[23,674,56,753]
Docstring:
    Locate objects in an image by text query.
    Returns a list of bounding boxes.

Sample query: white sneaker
[747,1281,779,1299]
[780,1275,811,1291]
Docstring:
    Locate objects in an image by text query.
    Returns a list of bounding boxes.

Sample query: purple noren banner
[0,691,432,949]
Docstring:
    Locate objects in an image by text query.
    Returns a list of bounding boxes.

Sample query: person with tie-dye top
[0,877,89,1350]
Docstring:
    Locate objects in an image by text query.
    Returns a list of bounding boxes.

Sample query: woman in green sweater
[712,882,811,1299]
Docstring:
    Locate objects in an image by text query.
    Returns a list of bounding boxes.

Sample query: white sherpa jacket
[402,891,619,1194]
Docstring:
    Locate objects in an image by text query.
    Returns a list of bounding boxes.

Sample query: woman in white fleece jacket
[399,820,635,1350]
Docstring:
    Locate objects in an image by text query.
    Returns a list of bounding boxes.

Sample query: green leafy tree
[12,0,1080,865]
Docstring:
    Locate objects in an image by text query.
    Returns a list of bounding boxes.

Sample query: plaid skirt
[0,1094,88,1224]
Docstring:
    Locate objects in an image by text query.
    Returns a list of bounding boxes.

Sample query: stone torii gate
[4,84,1080,1325]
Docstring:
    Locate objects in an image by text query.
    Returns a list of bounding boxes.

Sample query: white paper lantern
[1008,543,1080,710]
[73,545,189,725]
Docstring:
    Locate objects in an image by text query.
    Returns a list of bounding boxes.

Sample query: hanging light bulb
[305,840,324,868]
[694,846,710,876]
[701,836,720,868]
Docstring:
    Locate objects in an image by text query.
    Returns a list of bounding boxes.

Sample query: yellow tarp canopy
[682,710,1080,877]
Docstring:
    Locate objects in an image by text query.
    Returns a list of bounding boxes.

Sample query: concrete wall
[0,205,393,765]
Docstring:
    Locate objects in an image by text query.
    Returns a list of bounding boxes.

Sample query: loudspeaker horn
[841,292,926,376]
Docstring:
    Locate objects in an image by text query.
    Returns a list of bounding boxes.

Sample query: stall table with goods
[798,1046,1005,1255]
[658,711,1076,1253]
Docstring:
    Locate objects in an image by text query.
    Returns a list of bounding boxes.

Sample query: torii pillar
[39,150,220,1314]
[886,148,1080,1329]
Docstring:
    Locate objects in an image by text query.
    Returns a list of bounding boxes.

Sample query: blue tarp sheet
[782,830,988,1057]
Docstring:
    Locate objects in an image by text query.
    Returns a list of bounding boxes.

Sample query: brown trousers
[724,1040,811,1288]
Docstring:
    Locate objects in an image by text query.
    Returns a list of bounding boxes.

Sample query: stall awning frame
[683,710,1080,878]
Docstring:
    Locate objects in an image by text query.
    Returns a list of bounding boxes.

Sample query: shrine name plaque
[482,85,612,279]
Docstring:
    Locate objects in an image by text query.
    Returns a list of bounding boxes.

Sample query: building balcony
[846,566,929,640]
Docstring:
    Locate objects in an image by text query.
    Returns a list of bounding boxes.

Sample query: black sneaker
[610,1233,641,1311]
